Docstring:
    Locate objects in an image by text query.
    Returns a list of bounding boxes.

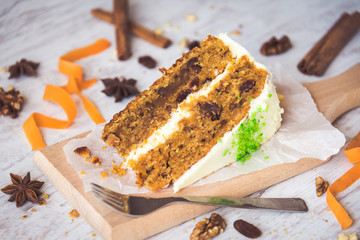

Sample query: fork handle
[175,196,308,212]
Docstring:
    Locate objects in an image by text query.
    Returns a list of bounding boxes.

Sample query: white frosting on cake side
[123,33,283,192]
[173,77,283,192]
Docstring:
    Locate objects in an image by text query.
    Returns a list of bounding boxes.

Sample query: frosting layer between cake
[172,34,283,192]
[103,33,283,192]
[174,74,282,191]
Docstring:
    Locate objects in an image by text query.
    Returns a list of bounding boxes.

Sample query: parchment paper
[63,64,346,194]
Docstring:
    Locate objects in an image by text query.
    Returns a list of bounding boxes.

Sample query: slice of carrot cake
[102,33,283,192]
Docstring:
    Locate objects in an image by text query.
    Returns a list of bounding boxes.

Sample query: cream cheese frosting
[173,34,283,192]
[173,76,282,192]
[123,33,283,192]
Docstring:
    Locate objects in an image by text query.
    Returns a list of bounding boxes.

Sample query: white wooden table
[1,0,360,239]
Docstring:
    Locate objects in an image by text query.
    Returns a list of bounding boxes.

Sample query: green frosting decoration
[230,108,265,163]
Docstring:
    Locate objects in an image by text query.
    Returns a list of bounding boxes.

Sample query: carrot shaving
[327,131,360,230]
[23,39,111,150]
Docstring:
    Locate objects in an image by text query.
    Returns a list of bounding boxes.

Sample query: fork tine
[91,183,125,198]
[92,188,125,207]
[91,184,129,206]
[93,191,130,214]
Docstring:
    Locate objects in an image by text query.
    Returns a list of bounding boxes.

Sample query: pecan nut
[260,35,292,56]
[233,219,262,238]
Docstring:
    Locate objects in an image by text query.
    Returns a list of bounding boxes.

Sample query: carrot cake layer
[102,33,283,192]
[102,36,234,157]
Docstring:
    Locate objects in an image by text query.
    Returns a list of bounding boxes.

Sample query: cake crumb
[64,232,68,236]
[90,156,102,166]
[38,199,47,206]
[110,164,126,176]
[1,66,6,73]
[100,171,108,179]
[337,233,358,240]
[315,176,329,197]
[30,209,36,213]
[91,233,96,237]
[20,215,27,220]
[186,14,197,22]
[277,92,284,101]
[283,229,288,234]
[102,145,107,150]
[74,146,91,158]
[153,28,163,35]
[42,192,49,199]
[179,38,189,49]
[69,209,79,218]
[230,30,241,36]
[80,171,86,175]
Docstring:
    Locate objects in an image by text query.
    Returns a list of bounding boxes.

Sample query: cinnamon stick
[113,0,131,60]
[298,11,360,76]
[91,8,172,48]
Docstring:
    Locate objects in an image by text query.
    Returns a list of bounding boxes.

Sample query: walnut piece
[315,176,329,197]
[260,35,292,56]
[0,86,24,118]
[337,233,358,240]
[73,146,91,158]
[190,213,226,240]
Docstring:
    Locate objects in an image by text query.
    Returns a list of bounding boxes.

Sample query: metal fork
[91,183,308,216]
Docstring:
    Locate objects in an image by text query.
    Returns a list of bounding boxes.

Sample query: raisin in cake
[102,33,283,192]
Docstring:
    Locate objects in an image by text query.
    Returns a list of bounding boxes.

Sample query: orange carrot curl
[327,131,360,230]
[23,39,111,150]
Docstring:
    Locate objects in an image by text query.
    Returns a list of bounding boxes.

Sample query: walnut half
[315,176,329,197]
[190,213,226,240]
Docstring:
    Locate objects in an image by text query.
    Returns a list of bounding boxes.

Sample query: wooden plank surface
[33,64,360,239]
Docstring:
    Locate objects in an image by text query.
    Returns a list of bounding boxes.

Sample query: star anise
[101,77,140,102]
[8,58,40,79]
[1,172,44,207]
[0,86,24,118]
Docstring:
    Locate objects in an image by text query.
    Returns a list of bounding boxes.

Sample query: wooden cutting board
[33,63,360,240]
